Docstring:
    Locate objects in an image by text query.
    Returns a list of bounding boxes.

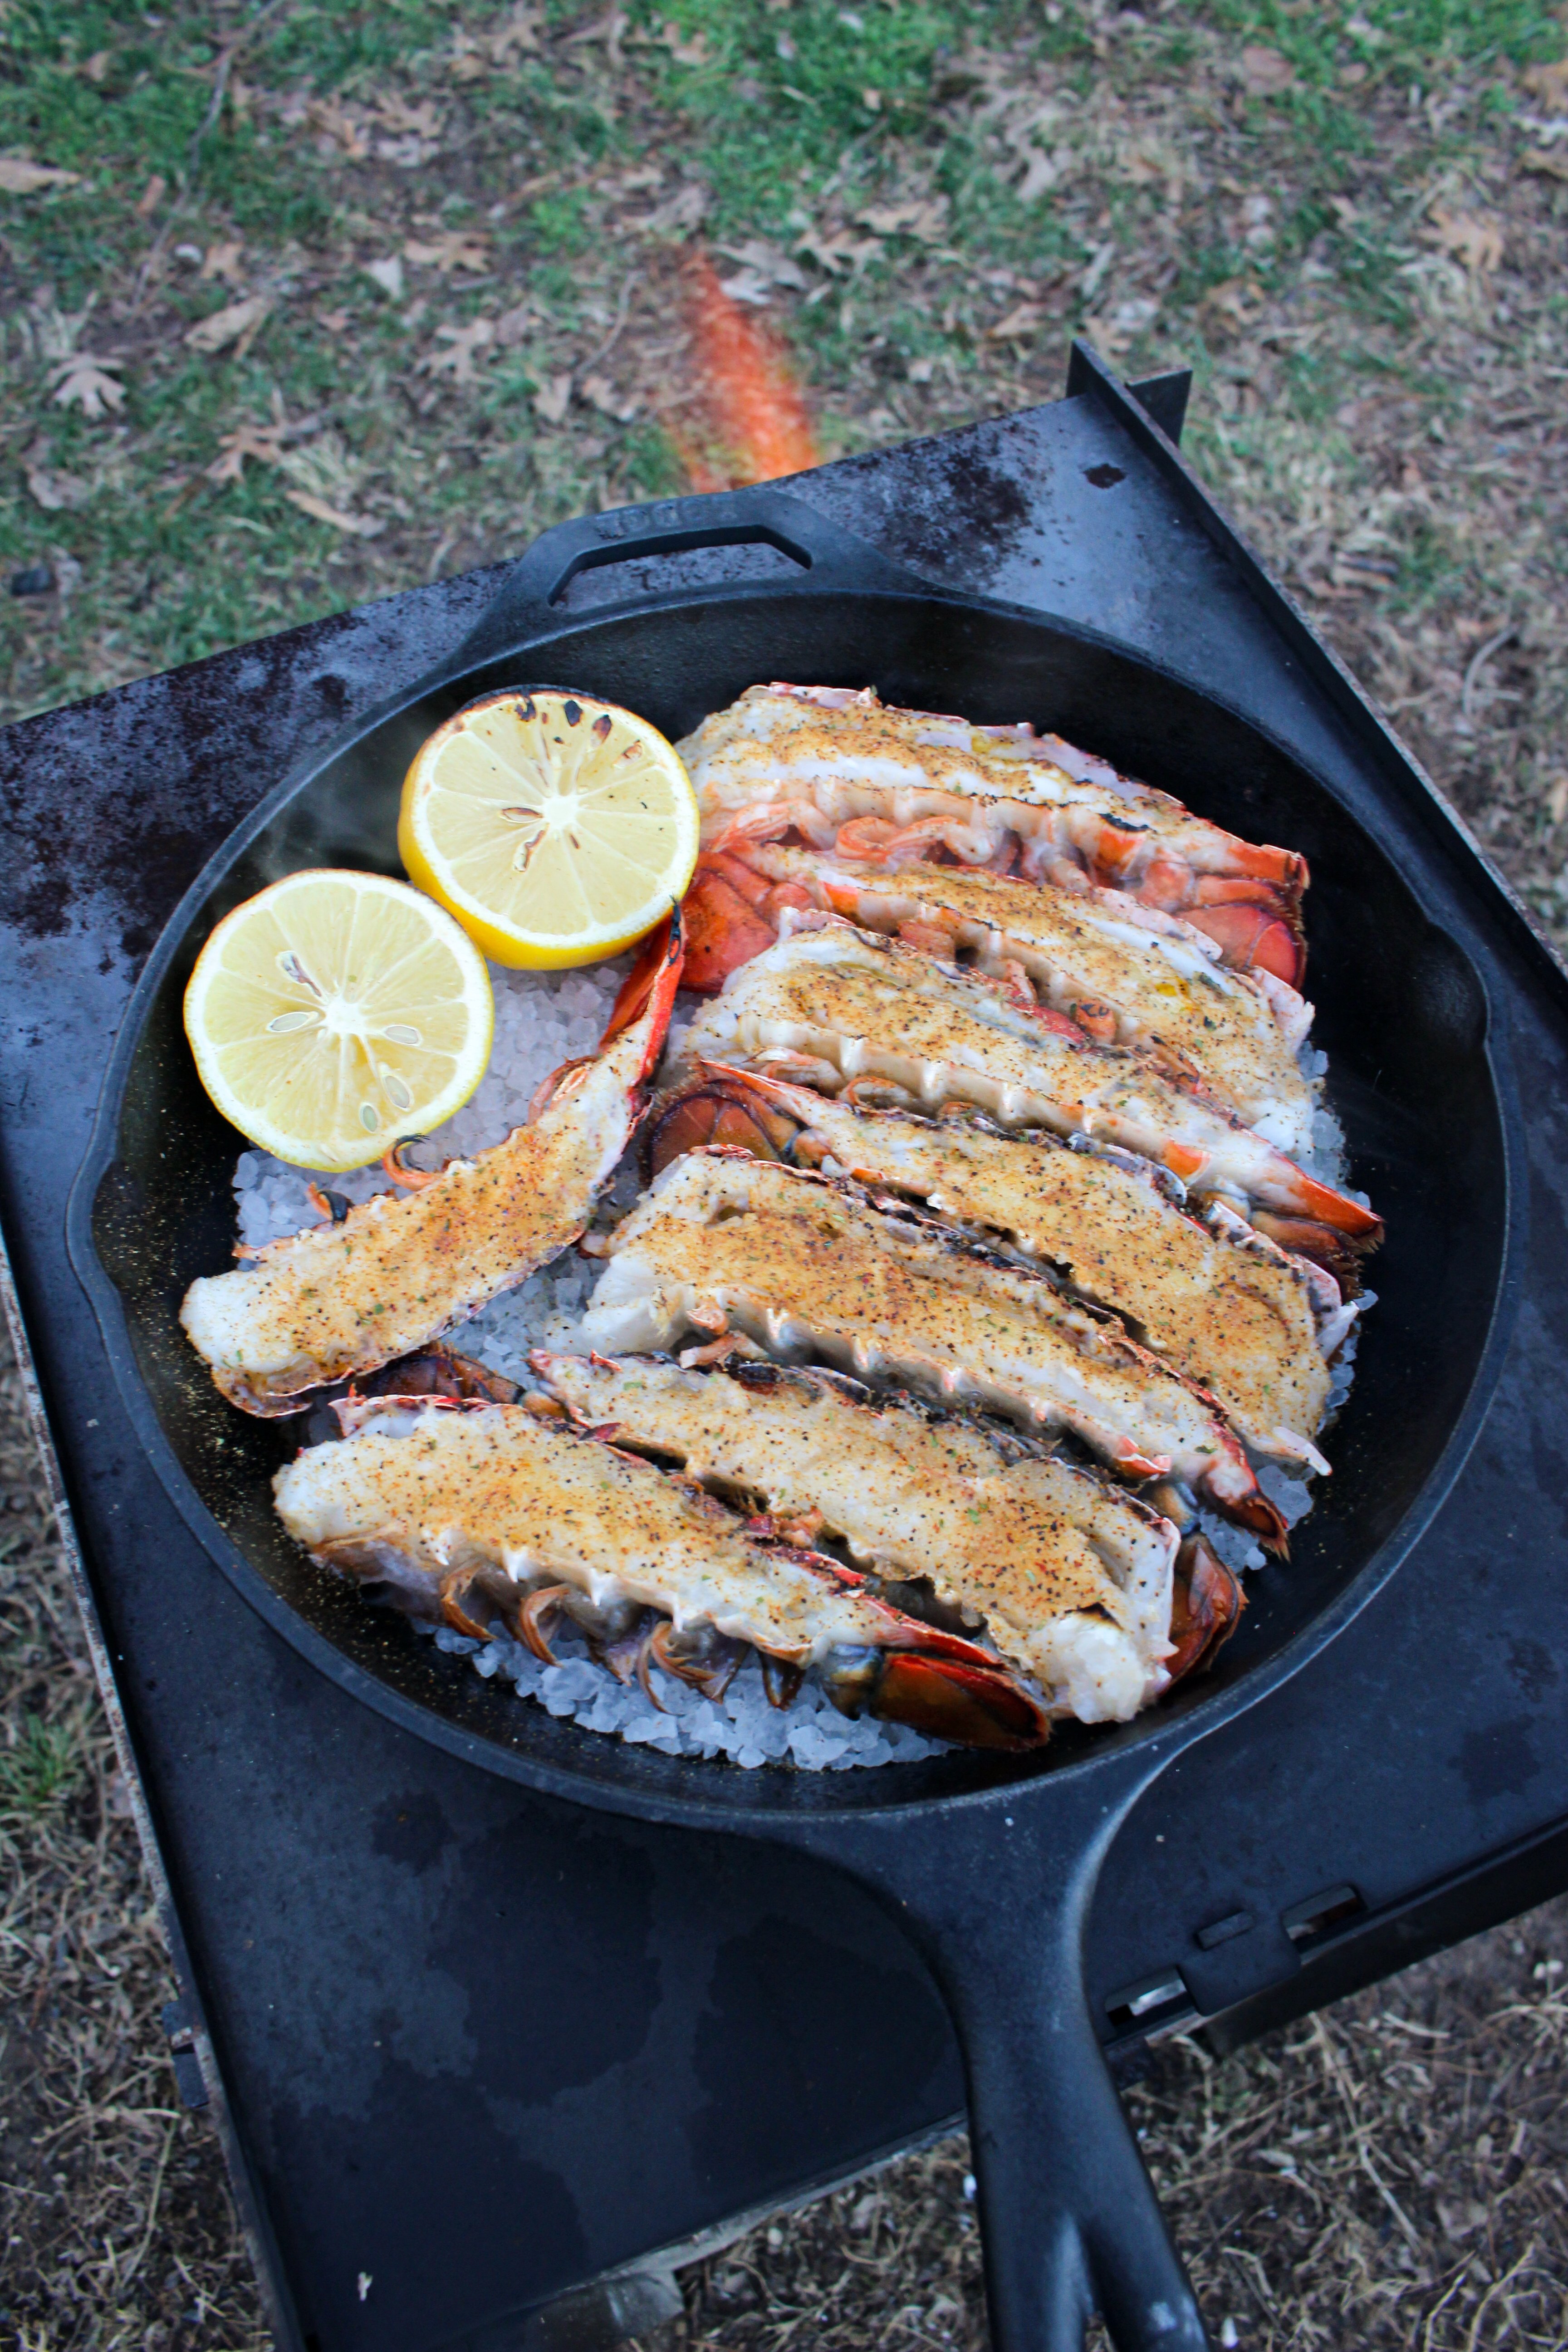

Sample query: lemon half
[184,868,494,1172]
[398,688,699,968]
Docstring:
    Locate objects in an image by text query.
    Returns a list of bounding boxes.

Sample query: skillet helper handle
[444,485,927,671]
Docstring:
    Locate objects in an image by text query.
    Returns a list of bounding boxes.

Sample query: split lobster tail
[645,1063,803,1179]
[1166,1535,1246,1682]
[852,1647,1052,1751]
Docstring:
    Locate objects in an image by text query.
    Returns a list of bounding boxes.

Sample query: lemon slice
[398,688,700,968]
[183,868,494,1172]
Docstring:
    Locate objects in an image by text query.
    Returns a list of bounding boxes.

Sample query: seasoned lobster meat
[648,1068,1353,1472]
[677,683,1306,985]
[578,1149,1288,1544]
[679,923,1380,1240]
[181,914,683,1416]
[691,846,1316,1154]
[273,1395,1050,1749]
[531,1351,1181,1724]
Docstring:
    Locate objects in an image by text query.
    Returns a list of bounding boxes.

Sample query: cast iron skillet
[69,489,1517,2352]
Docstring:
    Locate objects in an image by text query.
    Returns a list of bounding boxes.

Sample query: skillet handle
[819,1794,1209,2352]
[442,485,928,671]
[942,1891,1209,2351]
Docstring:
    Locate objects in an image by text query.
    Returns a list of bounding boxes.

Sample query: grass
[2,0,1568,2343]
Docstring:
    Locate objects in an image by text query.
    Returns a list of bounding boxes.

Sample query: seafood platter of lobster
[177,673,1383,1771]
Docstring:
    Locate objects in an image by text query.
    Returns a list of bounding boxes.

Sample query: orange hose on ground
[676,252,819,489]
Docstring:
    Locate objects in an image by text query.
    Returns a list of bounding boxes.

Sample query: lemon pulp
[398,687,699,968]
[183,867,494,1172]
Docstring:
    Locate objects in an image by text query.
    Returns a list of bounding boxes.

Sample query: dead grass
[4,3,1568,2345]
[0,1328,268,2352]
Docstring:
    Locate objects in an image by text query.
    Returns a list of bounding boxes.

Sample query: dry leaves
[986,301,1046,343]
[657,20,709,67]
[1521,147,1568,181]
[795,225,885,276]
[631,180,709,238]
[1426,206,1505,272]
[403,230,490,275]
[533,372,573,423]
[579,371,639,421]
[134,173,166,217]
[1521,58,1568,103]
[1202,275,1266,328]
[449,0,542,73]
[200,241,245,285]
[49,354,124,419]
[205,421,285,485]
[564,11,630,70]
[419,317,495,385]
[299,91,442,167]
[284,488,382,536]
[715,239,807,304]
[0,157,81,196]
[857,196,950,241]
[185,294,272,358]
[25,459,90,512]
[1240,44,1296,96]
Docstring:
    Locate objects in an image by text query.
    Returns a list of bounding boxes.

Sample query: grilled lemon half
[398,687,700,969]
[184,867,494,1171]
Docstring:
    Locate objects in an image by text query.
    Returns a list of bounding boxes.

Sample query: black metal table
[5,348,1568,2352]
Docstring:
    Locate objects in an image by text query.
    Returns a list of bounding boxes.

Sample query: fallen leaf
[487,3,541,61]
[564,10,628,69]
[135,172,166,216]
[1017,147,1065,206]
[533,372,573,423]
[1240,45,1295,95]
[1426,206,1504,272]
[1522,147,1568,181]
[205,421,285,485]
[373,95,441,139]
[25,462,91,511]
[986,301,1044,342]
[861,87,882,111]
[365,255,405,299]
[658,20,709,65]
[419,316,496,385]
[447,34,491,81]
[403,230,490,274]
[186,293,273,356]
[495,302,534,346]
[307,95,371,160]
[1201,276,1264,328]
[632,181,709,238]
[856,196,949,241]
[50,354,125,418]
[1522,59,1568,103]
[717,266,775,306]
[285,488,383,536]
[716,238,807,291]
[317,309,351,333]
[201,241,245,284]
[580,372,639,420]
[794,226,884,276]
[0,157,81,196]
